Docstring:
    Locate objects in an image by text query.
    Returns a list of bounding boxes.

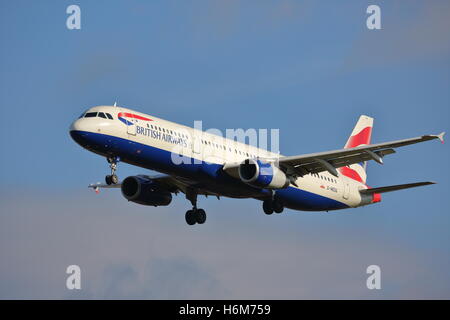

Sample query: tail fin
[340,115,374,184]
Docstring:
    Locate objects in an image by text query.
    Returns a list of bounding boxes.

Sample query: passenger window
[98,112,107,119]
[85,112,97,118]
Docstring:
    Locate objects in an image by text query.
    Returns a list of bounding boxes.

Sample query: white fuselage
[71,106,371,211]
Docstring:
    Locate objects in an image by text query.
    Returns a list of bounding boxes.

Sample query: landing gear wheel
[111,174,119,185]
[185,210,196,225]
[263,200,274,215]
[196,209,206,224]
[273,199,284,214]
[105,175,112,185]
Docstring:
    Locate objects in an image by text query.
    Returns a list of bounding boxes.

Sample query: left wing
[88,174,219,197]
[277,132,445,177]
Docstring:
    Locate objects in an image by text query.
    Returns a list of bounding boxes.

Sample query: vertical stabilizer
[340,115,373,183]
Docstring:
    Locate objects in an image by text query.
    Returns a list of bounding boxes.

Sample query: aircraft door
[191,132,201,155]
[127,116,137,135]
[343,182,350,200]
[118,108,137,136]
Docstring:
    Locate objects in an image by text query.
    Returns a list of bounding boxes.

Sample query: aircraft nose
[69,118,92,147]
[69,118,83,132]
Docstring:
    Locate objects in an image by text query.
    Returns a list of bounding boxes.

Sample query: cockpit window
[81,111,114,119]
[78,112,86,119]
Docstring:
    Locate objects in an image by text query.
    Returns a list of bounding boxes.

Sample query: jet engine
[238,159,289,189]
[121,176,172,206]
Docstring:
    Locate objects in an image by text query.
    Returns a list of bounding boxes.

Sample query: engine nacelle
[121,176,172,206]
[238,159,289,189]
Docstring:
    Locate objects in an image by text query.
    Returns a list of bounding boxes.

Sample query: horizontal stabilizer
[360,181,436,195]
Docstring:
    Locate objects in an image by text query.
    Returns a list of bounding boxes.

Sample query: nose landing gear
[105,156,119,185]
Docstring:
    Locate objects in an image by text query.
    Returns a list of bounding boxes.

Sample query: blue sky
[0,0,449,298]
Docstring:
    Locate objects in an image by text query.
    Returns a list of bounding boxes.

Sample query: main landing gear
[185,189,207,225]
[185,208,206,225]
[105,156,119,185]
[263,197,284,215]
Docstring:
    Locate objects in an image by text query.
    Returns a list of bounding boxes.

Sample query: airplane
[69,105,444,225]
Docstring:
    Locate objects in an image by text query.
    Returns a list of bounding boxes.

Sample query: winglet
[89,184,101,194]
[437,132,445,144]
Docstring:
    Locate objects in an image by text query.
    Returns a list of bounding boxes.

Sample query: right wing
[277,132,445,177]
